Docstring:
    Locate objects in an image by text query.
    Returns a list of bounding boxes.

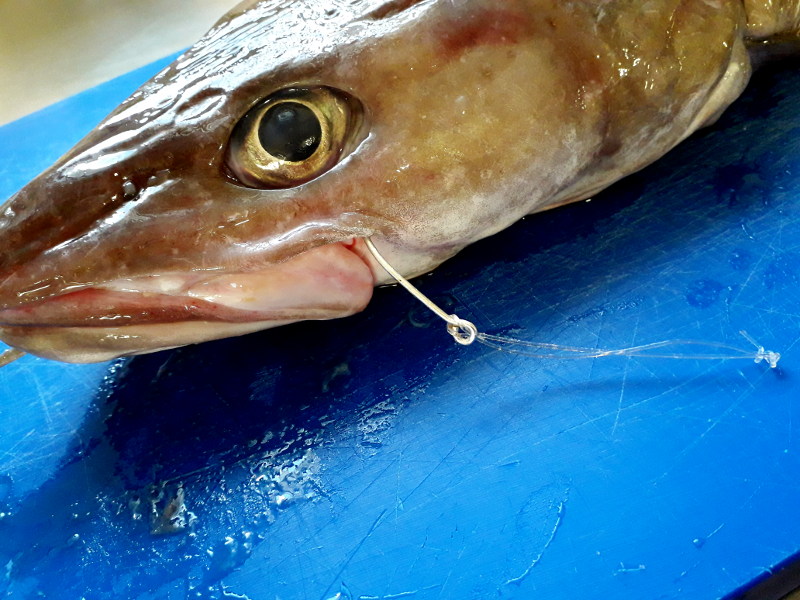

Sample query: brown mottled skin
[0,0,798,362]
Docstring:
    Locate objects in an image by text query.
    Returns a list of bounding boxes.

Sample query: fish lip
[0,288,277,327]
[0,240,376,329]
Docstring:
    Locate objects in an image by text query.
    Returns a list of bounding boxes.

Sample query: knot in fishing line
[447,317,478,345]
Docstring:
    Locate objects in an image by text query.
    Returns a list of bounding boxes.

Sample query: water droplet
[122,180,138,200]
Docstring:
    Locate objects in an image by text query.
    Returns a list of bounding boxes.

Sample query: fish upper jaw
[0,241,376,362]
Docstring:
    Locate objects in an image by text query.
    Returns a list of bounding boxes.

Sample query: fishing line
[363,237,781,368]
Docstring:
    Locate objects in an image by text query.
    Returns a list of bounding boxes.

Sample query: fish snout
[0,157,170,310]
[0,138,383,362]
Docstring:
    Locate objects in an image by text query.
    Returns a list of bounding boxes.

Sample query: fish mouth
[0,240,376,362]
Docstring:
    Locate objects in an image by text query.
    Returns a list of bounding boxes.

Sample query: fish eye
[225,87,362,189]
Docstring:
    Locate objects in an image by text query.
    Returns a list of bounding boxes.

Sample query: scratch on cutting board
[326,584,440,600]
[615,562,646,574]
[355,587,439,599]
[610,363,629,436]
[504,499,567,586]
[319,509,388,600]
[611,317,640,436]
[693,522,725,548]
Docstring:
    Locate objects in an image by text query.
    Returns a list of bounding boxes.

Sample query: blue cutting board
[1,53,799,600]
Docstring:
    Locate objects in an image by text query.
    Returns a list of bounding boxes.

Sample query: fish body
[0,0,798,362]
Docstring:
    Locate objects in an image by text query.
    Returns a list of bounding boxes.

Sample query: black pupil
[258,102,322,162]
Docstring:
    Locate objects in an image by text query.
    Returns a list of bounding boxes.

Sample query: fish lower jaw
[0,320,299,363]
[0,242,374,362]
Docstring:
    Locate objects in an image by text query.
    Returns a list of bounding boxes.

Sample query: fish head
[0,0,747,362]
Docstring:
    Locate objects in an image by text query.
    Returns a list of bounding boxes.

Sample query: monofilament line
[364,237,478,345]
[363,237,780,368]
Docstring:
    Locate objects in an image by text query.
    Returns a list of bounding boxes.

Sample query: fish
[0,0,798,363]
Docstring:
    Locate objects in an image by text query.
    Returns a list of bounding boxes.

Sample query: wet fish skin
[0,0,796,362]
